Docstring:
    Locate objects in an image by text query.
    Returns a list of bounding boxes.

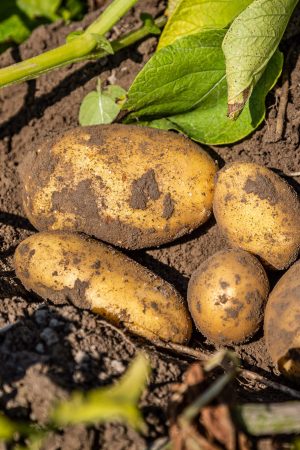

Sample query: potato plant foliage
[123,0,298,145]
[0,0,84,53]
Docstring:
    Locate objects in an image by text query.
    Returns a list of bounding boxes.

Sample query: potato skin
[264,260,300,379]
[20,124,217,250]
[187,250,269,344]
[213,162,300,270]
[14,231,192,344]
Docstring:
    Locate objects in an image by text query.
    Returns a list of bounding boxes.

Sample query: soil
[0,1,300,449]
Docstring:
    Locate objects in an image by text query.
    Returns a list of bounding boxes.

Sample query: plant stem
[0,0,140,89]
[0,34,97,88]
[86,0,138,35]
[180,371,235,424]
[234,402,300,435]
[112,15,167,51]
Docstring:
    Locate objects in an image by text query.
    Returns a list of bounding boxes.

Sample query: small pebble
[111,359,125,373]
[35,343,45,353]
[40,327,59,346]
[74,350,87,364]
[34,309,49,325]
[49,318,64,328]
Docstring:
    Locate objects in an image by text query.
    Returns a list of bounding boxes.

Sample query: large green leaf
[125,30,226,118]
[167,50,283,144]
[222,0,298,118]
[52,353,150,430]
[158,0,253,49]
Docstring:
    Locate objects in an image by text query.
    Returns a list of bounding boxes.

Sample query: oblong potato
[14,231,192,344]
[187,249,269,344]
[264,260,300,379]
[20,125,217,249]
[213,162,300,270]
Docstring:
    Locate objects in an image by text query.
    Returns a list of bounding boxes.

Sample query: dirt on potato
[1,0,300,448]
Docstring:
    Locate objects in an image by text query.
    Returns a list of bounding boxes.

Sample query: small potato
[213,162,300,270]
[14,231,192,344]
[187,250,269,344]
[264,260,300,379]
[20,124,217,250]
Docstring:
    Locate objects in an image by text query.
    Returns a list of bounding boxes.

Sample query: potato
[264,260,300,379]
[187,249,269,344]
[14,231,192,344]
[213,162,300,270]
[20,124,217,250]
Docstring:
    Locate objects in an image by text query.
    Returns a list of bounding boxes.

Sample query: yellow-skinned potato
[213,162,300,270]
[14,231,192,344]
[187,250,269,344]
[264,260,300,380]
[20,125,217,250]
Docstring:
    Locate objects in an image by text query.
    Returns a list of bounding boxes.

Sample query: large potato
[14,231,192,344]
[213,162,300,270]
[20,125,217,249]
[264,260,300,379]
[187,249,269,344]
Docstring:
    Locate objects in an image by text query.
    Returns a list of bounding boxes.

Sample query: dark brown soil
[0,1,300,448]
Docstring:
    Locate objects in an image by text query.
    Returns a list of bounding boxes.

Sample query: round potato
[14,231,192,344]
[213,162,300,270]
[187,249,269,344]
[20,125,217,250]
[264,260,300,379]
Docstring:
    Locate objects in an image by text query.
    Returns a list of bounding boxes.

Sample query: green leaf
[125,30,227,118]
[131,118,183,132]
[0,414,18,440]
[17,0,62,21]
[158,0,253,49]
[140,13,161,35]
[222,0,298,118]
[59,0,84,21]
[167,50,283,144]
[125,30,283,145]
[0,14,30,45]
[105,84,127,101]
[90,34,114,54]
[52,353,150,431]
[79,82,126,126]
[166,0,181,17]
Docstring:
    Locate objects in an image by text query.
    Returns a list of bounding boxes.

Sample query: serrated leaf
[222,0,298,118]
[52,354,150,431]
[158,0,253,49]
[90,34,114,54]
[79,83,127,126]
[17,0,62,21]
[125,30,227,118]
[0,14,30,45]
[165,51,283,144]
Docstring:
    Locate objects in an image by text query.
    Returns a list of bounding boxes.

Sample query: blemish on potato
[129,169,161,210]
[162,193,175,219]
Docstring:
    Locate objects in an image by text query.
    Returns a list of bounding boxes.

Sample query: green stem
[86,0,138,35]
[112,15,166,51]
[0,0,140,89]
[0,34,97,88]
